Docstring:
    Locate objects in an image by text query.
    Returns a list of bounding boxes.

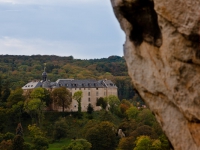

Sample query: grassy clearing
[48,138,71,150]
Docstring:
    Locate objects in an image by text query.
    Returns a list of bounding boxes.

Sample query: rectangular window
[96,92,98,96]
[79,88,81,90]
[96,88,98,90]
[88,98,90,102]
[88,92,90,96]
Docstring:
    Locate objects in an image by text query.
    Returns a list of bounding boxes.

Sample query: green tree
[62,139,91,150]
[53,118,68,141]
[73,91,83,115]
[137,109,156,126]
[24,98,46,125]
[6,88,25,107]
[134,136,152,150]
[86,121,116,150]
[30,87,51,106]
[52,87,72,112]
[105,95,120,114]
[96,97,107,109]
[87,103,94,114]
[126,106,139,120]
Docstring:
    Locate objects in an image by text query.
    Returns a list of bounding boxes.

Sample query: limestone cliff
[110,0,200,149]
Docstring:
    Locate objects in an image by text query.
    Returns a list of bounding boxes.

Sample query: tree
[134,136,152,150]
[6,88,25,107]
[62,139,91,150]
[30,87,51,106]
[105,95,120,114]
[85,121,116,150]
[137,109,156,126]
[53,118,68,141]
[96,97,107,109]
[52,87,72,112]
[73,91,83,115]
[24,98,46,125]
[126,106,139,120]
[120,99,132,114]
[118,136,135,150]
[87,103,94,114]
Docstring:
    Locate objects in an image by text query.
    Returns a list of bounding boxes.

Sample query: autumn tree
[73,91,83,115]
[126,106,139,120]
[52,87,72,112]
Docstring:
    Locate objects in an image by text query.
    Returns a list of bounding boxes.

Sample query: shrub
[33,136,49,150]
[3,132,15,141]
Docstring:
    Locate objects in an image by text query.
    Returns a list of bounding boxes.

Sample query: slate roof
[22,79,117,90]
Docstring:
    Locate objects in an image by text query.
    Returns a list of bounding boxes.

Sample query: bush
[23,142,32,150]
[3,132,15,141]
[0,140,12,150]
[33,136,49,150]
[62,139,91,150]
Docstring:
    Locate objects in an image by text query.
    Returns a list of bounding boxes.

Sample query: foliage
[86,121,116,150]
[24,98,46,125]
[12,135,24,150]
[134,136,152,150]
[53,118,68,141]
[73,91,83,115]
[119,99,132,114]
[30,87,51,106]
[32,136,49,150]
[137,109,156,126]
[52,87,72,112]
[28,124,44,138]
[62,139,91,150]
[105,95,120,114]
[126,106,139,120]
[87,104,94,114]
[96,97,107,109]
[6,88,25,107]
[3,132,15,141]
[0,140,12,150]
[118,136,135,150]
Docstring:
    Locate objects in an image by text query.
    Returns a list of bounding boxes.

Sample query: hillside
[0,55,134,100]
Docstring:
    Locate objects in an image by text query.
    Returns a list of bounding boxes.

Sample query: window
[96,88,98,90]
[88,88,90,90]
[75,88,76,90]
[88,98,90,102]
[96,92,98,96]
[31,85,33,87]
[88,92,90,96]
[79,88,81,90]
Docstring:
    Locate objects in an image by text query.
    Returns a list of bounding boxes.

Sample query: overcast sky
[0,0,125,59]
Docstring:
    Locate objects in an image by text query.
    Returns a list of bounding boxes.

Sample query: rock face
[110,0,200,149]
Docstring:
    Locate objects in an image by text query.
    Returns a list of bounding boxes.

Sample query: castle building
[22,66,118,112]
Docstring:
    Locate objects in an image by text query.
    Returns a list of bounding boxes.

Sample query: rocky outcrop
[110,0,200,149]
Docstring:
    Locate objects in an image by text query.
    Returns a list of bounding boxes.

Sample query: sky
[0,0,125,59]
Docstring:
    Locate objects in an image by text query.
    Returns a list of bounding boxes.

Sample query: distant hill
[0,55,135,100]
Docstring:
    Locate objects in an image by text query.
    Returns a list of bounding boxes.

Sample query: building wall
[54,86,117,112]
